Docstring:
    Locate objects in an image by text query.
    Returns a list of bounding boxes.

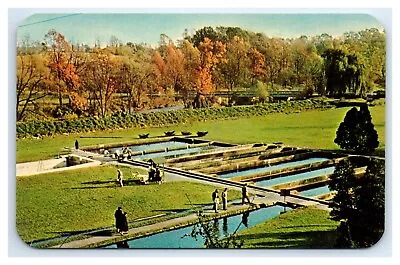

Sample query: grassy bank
[16,105,385,163]
[16,164,241,243]
[237,207,339,248]
[16,99,332,138]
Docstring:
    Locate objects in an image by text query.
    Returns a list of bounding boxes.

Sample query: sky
[16,13,385,47]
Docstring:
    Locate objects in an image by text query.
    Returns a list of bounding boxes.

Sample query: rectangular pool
[300,185,332,197]
[255,166,335,187]
[218,157,329,179]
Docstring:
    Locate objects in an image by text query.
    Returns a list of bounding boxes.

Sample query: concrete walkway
[51,201,260,248]
[46,148,330,248]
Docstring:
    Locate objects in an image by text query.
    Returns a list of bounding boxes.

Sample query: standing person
[212,189,219,213]
[75,140,79,150]
[121,212,129,234]
[222,188,228,210]
[242,184,251,205]
[148,163,155,182]
[114,207,123,234]
[117,169,124,187]
[155,167,161,184]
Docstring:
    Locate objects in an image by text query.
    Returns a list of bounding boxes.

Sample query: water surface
[255,167,335,187]
[104,205,285,248]
[219,158,329,179]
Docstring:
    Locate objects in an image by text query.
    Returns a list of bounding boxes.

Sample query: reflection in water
[242,212,249,228]
[222,217,228,236]
[116,241,129,248]
[104,205,285,248]
[213,218,219,233]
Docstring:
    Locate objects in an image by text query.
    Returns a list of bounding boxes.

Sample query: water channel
[255,166,335,187]
[133,146,216,160]
[109,141,189,154]
[104,205,285,248]
[300,185,332,197]
[218,157,329,179]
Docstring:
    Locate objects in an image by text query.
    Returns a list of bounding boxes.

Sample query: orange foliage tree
[44,30,81,108]
[164,44,186,93]
[248,47,267,85]
[180,40,200,105]
[196,38,227,95]
[219,36,250,92]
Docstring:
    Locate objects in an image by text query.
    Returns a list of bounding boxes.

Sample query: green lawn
[16,164,241,242]
[16,105,385,163]
[237,207,340,248]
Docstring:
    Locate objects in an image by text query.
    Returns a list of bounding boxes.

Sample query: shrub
[16,99,332,138]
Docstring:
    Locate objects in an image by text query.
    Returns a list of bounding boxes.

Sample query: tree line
[16,26,385,121]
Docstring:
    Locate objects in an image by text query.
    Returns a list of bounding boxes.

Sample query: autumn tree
[342,28,386,90]
[260,37,288,88]
[118,53,158,112]
[44,30,80,107]
[191,27,219,47]
[16,54,50,121]
[248,47,267,86]
[83,50,119,117]
[219,36,250,93]
[164,44,186,93]
[195,38,227,97]
[180,40,200,105]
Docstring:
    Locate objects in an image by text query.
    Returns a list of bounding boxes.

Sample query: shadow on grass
[152,208,189,213]
[81,180,116,185]
[75,179,147,189]
[71,185,117,190]
[186,203,209,207]
[48,228,114,238]
[237,229,337,248]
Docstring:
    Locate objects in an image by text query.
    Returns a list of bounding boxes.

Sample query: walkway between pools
[48,165,329,248]
[50,199,273,248]
[46,148,331,248]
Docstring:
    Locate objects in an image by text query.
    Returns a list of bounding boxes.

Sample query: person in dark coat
[114,207,123,233]
[121,212,129,234]
[212,189,219,213]
[155,167,162,184]
[222,188,228,210]
[75,140,79,150]
[242,184,251,205]
[148,164,155,182]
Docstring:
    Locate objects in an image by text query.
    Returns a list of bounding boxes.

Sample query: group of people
[211,188,228,213]
[211,184,252,213]
[148,160,162,184]
[114,207,129,235]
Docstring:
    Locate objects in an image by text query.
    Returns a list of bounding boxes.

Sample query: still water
[104,205,285,248]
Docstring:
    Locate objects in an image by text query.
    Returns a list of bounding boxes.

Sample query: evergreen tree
[329,159,356,222]
[351,159,385,247]
[334,105,379,152]
[329,158,385,248]
[329,159,356,247]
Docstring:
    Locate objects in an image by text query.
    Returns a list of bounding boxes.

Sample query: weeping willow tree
[322,49,366,97]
